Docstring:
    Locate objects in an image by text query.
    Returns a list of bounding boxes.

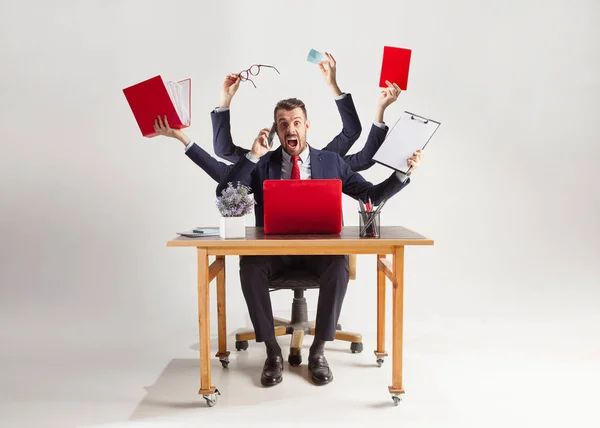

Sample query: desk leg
[215,256,230,368]
[197,248,219,406]
[375,254,388,367]
[389,246,405,406]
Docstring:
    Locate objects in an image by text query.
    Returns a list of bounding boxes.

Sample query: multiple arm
[211,73,247,162]
[213,148,411,206]
[317,53,362,158]
[152,115,231,183]
[215,127,271,196]
[184,143,231,183]
[337,154,409,206]
[151,56,423,190]
[338,80,402,172]
[213,53,364,167]
[214,125,421,205]
[215,154,258,197]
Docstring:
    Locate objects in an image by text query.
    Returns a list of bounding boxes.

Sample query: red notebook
[379,46,412,91]
[123,75,191,137]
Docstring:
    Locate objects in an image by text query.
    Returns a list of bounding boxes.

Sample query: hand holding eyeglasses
[220,73,241,108]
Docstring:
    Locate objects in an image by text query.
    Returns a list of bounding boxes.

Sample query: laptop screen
[263,179,343,234]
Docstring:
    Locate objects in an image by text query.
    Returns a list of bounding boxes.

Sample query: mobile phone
[266,122,276,148]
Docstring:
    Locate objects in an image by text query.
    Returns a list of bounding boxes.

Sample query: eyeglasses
[238,64,280,88]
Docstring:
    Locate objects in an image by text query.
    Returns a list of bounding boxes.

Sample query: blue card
[307,48,324,64]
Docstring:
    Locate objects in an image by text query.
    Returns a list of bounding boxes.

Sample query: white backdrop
[1,0,598,356]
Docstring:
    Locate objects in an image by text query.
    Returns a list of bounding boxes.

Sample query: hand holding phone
[250,127,272,159]
[266,122,276,149]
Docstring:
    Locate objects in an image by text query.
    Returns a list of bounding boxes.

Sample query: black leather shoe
[261,355,283,386]
[308,353,333,385]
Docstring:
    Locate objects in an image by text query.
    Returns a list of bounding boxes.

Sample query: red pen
[365,202,371,212]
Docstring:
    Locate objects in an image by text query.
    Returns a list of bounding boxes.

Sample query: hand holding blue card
[307,48,325,64]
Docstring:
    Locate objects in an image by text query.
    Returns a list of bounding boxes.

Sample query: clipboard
[373,111,441,174]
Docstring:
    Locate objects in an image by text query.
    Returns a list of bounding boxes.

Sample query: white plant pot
[219,216,246,239]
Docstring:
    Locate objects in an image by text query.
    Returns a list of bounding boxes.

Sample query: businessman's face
[275,107,310,157]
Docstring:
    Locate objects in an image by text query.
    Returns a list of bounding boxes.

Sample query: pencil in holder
[359,211,380,238]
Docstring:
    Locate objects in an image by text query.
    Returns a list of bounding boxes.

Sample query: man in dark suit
[215,96,423,387]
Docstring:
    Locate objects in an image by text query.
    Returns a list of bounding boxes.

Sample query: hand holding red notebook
[379,46,412,91]
[123,75,191,137]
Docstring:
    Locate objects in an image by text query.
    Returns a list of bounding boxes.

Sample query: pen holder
[359,211,380,238]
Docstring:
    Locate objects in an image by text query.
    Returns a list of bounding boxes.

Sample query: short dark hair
[274,98,307,121]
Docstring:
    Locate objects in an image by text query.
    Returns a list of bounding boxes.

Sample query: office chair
[234,254,363,366]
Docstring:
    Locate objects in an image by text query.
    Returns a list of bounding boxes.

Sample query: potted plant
[216,182,255,239]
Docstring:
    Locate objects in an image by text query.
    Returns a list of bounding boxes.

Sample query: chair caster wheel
[235,340,248,351]
[288,354,302,366]
[376,358,384,368]
[203,389,220,407]
[350,342,363,353]
[392,395,401,406]
[220,357,229,368]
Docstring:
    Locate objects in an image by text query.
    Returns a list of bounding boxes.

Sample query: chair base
[234,292,362,365]
[235,319,363,365]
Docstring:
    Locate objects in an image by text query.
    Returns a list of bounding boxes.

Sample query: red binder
[378,46,412,91]
[123,75,191,137]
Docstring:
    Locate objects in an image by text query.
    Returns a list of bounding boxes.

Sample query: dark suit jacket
[211,94,385,172]
[184,143,229,183]
[215,124,410,227]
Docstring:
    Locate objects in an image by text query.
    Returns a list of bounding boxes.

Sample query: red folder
[379,46,412,91]
[123,75,191,137]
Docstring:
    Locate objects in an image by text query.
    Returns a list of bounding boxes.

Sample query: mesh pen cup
[359,211,380,238]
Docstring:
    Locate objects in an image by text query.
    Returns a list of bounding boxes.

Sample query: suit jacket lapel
[267,148,282,180]
[309,145,324,179]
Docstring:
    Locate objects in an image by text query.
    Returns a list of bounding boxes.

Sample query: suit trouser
[239,255,349,342]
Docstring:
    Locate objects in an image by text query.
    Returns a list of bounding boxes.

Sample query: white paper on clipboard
[373,111,441,174]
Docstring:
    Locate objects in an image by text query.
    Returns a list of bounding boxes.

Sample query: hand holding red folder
[153,115,189,144]
[379,46,412,91]
[123,75,191,137]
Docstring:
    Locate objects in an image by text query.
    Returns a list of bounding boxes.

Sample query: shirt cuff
[395,171,410,183]
[184,141,195,153]
[214,107,230,113]
[374,122,386,129]
[334,93,347,101]
[245,152,260,163]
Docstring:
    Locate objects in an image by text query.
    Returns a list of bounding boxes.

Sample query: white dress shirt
[280,147,311,179]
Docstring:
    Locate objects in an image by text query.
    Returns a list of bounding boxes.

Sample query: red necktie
[291,155,300,179]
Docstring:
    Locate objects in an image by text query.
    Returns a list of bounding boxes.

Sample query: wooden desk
[167,226,433,407]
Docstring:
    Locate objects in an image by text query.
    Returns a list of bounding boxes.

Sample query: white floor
[1,313,599,428]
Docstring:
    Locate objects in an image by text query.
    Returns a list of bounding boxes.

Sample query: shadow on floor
[130,335,382,420]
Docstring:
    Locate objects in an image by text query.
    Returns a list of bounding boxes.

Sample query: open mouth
[286,136,298,149]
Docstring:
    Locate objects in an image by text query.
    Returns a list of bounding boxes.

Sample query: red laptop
[263,179,343,234]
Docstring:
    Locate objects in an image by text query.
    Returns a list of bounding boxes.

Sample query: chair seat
[269,270,320,290]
